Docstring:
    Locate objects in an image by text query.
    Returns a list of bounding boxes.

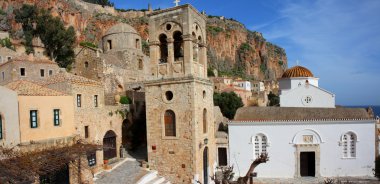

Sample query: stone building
[43,72,125,172]
[0,55,60,85]
[0,47,19,64]
[3,80,76,152]
[145,4,216,184]
[72,23,149,105]
[229,66,376,179]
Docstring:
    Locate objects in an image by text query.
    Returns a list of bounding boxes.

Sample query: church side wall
[228,121,375,178]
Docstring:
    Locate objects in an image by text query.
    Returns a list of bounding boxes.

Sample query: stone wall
[145,77,216,183]
[0,61,61,85]
[72,47,103,81]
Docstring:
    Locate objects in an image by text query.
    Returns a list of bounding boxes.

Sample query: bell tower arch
[145,4,215,184]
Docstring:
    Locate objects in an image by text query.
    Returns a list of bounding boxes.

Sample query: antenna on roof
[296,60,299,66]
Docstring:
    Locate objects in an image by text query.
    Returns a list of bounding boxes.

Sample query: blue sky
[111,0,380,106]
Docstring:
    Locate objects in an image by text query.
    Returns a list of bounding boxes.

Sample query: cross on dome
[174,0,180,7]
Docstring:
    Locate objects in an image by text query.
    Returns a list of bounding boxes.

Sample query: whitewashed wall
[228,120,376,178]
[280,85,335,108]
[0,86,20,148]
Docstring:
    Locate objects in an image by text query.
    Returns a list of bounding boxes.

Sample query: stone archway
[203,146,209,184]
[103,130,117,160]
[122,119,132,149]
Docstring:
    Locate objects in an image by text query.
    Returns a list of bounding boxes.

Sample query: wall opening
[159,34,168,63]
[173,31,183,61]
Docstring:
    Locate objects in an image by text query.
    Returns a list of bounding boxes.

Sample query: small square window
[20,68,25,76]
[87,152,96,167]
[7,56,11,61]
[40,69,45,77]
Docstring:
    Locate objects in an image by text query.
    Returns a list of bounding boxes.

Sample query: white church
[228,65,377,178]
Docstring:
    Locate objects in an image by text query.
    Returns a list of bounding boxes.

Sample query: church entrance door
[103,130,117,160]
[203,146,209,184]
[300,152,315,177]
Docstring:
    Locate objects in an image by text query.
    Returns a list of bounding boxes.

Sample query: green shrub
[278,60,283,66]
[239,43,251,52]
[120,96,131,104]
[79,41,98,48]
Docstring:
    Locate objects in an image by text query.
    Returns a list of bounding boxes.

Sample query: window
[20,68,25,76]
[87,152,96,167]
[77,94,82,107]
[30,110,38,128]
[138,59,143,70]
[136,39,140,49]
[40,69,45,77]
[49,70,53,76]
[164,110,176,136]
[203,108,207,133]
[94,95,98,107]
[173,31,183,60]
[254,134,267,158]
[159,34,168,63]
[85,126,89,138]
[2,72,4,81]
[7,56,11,61]
[84,62,89,68]
[53,109,60,126]
[0,56,2,63]
[107,40,112,50]
[0,114,3,139]
[342,132,356,158]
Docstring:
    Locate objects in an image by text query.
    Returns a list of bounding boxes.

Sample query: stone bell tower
[144,4,215,184]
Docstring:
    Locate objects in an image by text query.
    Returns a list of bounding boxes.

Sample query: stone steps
[135,170,171,184]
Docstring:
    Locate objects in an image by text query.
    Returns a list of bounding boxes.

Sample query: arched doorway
[103,130,117,160]
[122,119,132,149]
[203,146,209,184]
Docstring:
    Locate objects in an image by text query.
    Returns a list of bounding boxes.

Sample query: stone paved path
[251,176,379,184]
[94,159,147,184]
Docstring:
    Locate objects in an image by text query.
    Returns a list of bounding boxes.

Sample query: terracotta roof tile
[233,107,372,121]
[5,80,67,96]
[43,72,102,86]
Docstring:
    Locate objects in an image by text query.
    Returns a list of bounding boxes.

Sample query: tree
[214,92,244,119]
[267,92,279,106]
[211,153,269,184]
[0,38,15,50]
[35,10,76,68]
[14,4,37,54]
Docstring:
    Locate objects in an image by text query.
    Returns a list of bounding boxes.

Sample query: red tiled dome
[281,66,314,78]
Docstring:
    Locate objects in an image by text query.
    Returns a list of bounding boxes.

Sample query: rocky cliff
[0,0,287,80]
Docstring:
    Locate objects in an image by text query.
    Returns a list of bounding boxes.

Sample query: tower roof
[281,65,314,78]
[105,23,138,35]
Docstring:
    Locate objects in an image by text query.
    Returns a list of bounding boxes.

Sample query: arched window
[164,110,176,136]
[84,61,89,68]
[254,134,267,158]
[203,108,207,133]
[138,59,143,70]
[159,34,168,63]
[342,132,356,158]
[173,31,183,61]
[0,114,3,139]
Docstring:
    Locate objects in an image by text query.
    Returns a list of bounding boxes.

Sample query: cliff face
[207,17,287,80]
[1,0,287,80]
